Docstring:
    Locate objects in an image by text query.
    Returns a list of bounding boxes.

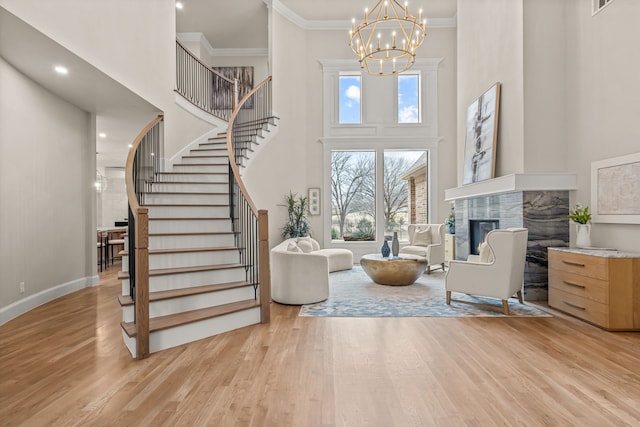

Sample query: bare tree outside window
[331,152,374,240]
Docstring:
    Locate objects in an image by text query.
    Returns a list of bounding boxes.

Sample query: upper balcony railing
[175,40,238,121]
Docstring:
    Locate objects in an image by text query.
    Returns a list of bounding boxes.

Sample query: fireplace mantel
[445,173,577,201]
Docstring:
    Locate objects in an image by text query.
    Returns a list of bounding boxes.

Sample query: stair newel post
[135,207,150,359]
[258,209,270,324]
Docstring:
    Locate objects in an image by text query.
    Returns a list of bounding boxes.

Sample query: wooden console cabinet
[548,248,640,331]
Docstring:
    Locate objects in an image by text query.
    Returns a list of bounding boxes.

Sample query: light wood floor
[1,266,640,427]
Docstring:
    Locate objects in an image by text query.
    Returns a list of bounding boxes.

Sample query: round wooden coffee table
[359,254,428,286]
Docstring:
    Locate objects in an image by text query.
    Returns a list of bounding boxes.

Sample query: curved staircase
[118,132,262,355]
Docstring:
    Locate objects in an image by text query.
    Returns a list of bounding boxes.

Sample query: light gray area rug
[299,266,551,318]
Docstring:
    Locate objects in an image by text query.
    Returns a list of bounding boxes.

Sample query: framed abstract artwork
[212,66,254,108]
[462,82,501,185]
[591,152,640,224]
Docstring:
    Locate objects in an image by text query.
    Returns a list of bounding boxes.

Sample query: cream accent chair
[399,224,446,273]
[445,228,528,315]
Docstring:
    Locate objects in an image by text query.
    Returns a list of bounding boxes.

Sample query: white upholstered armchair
[445,228,528,314]
[400,224,446,273]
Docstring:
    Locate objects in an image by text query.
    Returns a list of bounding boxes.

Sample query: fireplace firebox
[469,219,499,255]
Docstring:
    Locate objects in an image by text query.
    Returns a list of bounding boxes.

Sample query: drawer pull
[563,301,586,310]
[562,260,585,267]
[562,280,586,289]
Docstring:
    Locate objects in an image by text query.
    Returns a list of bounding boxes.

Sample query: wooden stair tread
[121,246,238,256]
[148,217,229,221]
[145,192,228,195]
[117,263,244,280]
[118,280,255,306]
[157,171,226,175]
[182,155,227,158]
[148,231,234,236]
[150,181,224,185]
[120,299,260,337]
[144,203,228,207]
[173,164,227,167]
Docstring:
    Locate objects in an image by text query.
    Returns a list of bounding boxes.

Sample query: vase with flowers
[568,203,592,248]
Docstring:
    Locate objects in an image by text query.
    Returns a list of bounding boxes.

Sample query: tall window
[398,74,420,123]
[384,150,427,241]
[331,151,375,241]
[339,74,361,124]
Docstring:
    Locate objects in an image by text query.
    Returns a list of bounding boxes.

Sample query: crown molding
[176,32,267,57]
[265,0,456,30]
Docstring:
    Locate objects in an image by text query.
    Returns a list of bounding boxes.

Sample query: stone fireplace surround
[445,174,576,301]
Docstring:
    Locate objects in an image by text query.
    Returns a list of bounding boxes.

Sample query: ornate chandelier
[349,0,427,76]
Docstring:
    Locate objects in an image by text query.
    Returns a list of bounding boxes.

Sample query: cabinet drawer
[549,250,608,280]
[549,287,608,328]
[548,268,609,304]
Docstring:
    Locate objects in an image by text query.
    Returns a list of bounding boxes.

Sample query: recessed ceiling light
[99,133,107,138]
[128,144,133,148]
[54,65,68,75]
[176,2,183,9]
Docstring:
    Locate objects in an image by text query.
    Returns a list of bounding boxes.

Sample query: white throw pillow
[299,236,320,251]
[412,228,432,247]
[297,240,314,253]
[478,242,495,263]
[286,242,302,253]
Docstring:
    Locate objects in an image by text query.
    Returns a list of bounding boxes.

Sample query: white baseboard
[0,275,99,326]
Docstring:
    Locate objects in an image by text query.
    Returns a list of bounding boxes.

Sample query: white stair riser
[190,149,227,156]
[147,205,229,218]
[122,250,240,271]
[148,234,235,250]
[151,268,246,292]
[144,193,228,205]
[181,156,228,165]
[156,173,228,183]
[149,307,260,354]
[149,219,232,234]
[151,182,228,193]
[121,330,137,358]
[121,286,255,320]
[172,164,228,173]
[120,307,261,357]
[120,268,246,294]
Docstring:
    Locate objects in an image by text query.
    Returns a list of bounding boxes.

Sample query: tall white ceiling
[176,0,457,49]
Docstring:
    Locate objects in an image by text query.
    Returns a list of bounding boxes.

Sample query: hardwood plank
[2,266,640,425]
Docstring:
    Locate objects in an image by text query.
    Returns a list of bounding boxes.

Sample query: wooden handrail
[124,114,163,360]
[125,115,164,211]
[226,76,272,216]
[226,76,272,325]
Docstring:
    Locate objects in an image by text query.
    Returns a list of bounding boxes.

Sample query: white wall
[99,167,128,228]
[0,57,95,317]
[242,10,308,247]
[523,0,567,173]
[457,0,525,181]
[564,0,640,251]
[0,0,215,159]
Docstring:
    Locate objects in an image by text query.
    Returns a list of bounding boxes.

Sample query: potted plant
[446,207,455,234]
[568,203,592,248]
[280,191,310,239]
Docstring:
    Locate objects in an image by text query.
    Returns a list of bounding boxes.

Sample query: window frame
[396,72,422,125]
[338,72,362,125]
